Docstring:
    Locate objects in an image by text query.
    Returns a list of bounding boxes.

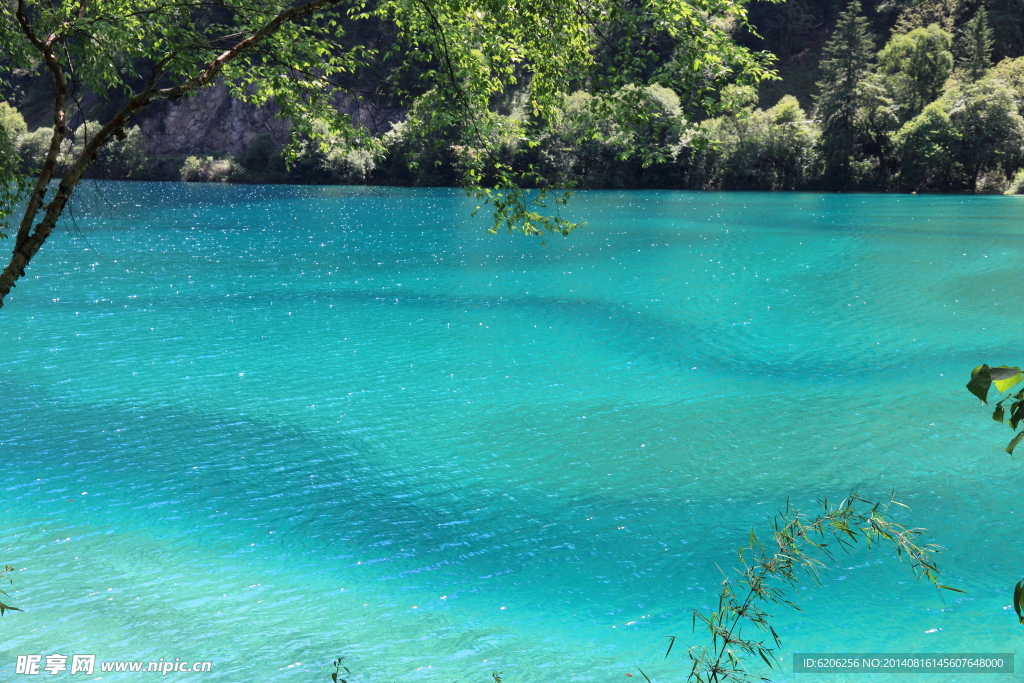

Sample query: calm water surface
[1,184,1022,681]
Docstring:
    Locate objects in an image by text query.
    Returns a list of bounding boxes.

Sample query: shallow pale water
[1,183,1021,682]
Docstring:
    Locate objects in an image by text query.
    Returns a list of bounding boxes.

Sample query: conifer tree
[814,0,876,187]
[960,7,995,80]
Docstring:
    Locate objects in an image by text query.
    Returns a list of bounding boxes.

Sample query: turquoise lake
[1,183,1022,681]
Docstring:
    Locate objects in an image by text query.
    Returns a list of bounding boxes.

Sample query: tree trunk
[0,0,345,308]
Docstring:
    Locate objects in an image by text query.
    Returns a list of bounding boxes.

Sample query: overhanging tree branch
[0,0,348,307]
[0,0,782,308]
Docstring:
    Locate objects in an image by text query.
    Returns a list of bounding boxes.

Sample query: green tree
[948,77,1024,189]
[814,0,875,187]
[14,127,52,174]
[877,24,954,121]
[895,76,1024,190]
[71,121,148,180]
[959,7,995,81]
[984,0,1024,62]
[989,56,1024,101]
[893,98,957,189]
[0,103,28,237]
[233,133,288,183]
[523,84,687,189]
[0,0,778,309]
[525,90,618,188]
[853,73,900,186]
[683,94,819,190]
[893,0,960,33]
[0,102,27,141]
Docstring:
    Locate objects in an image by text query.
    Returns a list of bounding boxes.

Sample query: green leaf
[991,366,1024,393]
[936,584,966,593]
[993,405,1005,422]
[1014,579,1024,625]
[1010,402,1024,430]
[1006,431,1024,455]
[969,365,1022,402]
[967,365,993,403]
[663,635,677,659]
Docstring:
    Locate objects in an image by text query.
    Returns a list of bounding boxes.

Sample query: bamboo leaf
[1014,580,1024,625]
[936,584,966,593]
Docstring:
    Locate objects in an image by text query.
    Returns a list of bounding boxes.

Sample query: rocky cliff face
[132,83,403,158]
[8,68,404,162]
[134,83,291,157]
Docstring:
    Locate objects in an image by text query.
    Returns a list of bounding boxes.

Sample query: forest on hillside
[2,0,1024,193]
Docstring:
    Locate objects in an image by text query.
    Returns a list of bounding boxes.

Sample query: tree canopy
[878,23,953,121]
[813,0,875,187]
[0,0,780,308]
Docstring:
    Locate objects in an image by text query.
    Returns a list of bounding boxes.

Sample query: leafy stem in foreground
[330,656,348,683]
[677,492,950,683]
[0,564,23,616]
[965,364,1024,453]
[965,363,1024,629]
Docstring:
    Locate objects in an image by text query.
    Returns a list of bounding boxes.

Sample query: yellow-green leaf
[992,367,1024,393]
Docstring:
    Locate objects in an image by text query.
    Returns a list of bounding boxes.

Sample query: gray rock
[136,83,291,156]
